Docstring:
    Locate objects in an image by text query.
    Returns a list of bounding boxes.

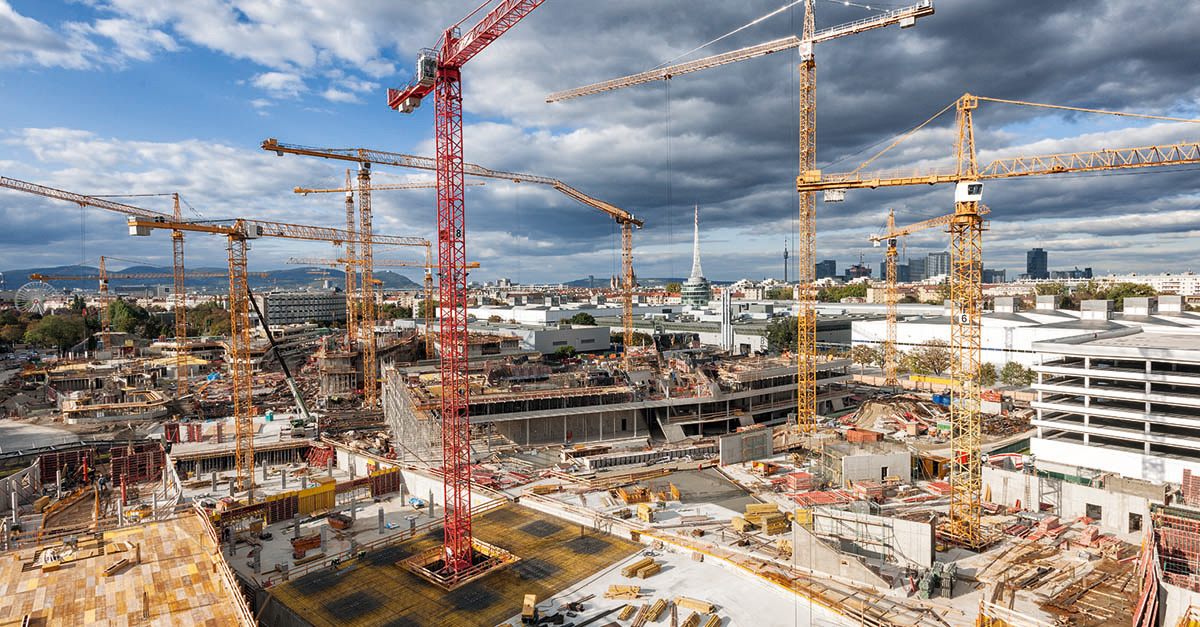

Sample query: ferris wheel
[15,281,59,314]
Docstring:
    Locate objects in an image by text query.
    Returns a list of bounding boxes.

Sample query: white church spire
[689,203,704,279]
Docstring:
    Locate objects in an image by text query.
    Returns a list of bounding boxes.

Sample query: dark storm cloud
[4,1,1200,280]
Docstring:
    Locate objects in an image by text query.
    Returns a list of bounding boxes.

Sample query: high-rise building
[681,204,712,307]
[982,268,1006,283]
[815,259,837,280]
[926,252,951,278]
[1027,247,1048,280]
[908,257,926,281]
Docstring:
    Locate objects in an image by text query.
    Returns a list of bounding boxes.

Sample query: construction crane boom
[294,181,483,195]
[538,2,932,438]
[799,141,1200,192]
[264,139,643,375]
[0,177,198,391]
[265,140,642,226]
[127,215,426,493]
[545,1,934,102]
[802,93,1200,549]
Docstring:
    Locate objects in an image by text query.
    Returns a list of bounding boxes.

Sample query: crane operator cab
[417,49,438,86]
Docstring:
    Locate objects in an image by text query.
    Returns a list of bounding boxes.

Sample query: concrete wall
[792,521,891,589]
[840,452,912,485]
[810,509,934,569]
[718,429,772,465]
[982,466,1157,539]
[1031,437,1200,485]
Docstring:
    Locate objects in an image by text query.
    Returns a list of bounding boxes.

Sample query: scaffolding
[383,367,441,463]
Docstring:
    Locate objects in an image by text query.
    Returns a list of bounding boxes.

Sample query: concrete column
[429,489,434,520]
[228,479,235,497]
[10,491,16,524]
[262,464,268,482]
[327,457,333,478]
[281,468,287,490]
[320,526,326,553]
[349,455,355,480]
[350,498,356,522]
[211,471,218,491]
[293,514,300,538]
[378,507,384,535]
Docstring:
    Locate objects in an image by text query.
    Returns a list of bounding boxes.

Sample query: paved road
[0,422,80,453]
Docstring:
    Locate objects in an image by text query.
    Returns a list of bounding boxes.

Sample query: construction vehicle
[546,1,934,435]
[798,93,1200,547]
[246,283,317,436]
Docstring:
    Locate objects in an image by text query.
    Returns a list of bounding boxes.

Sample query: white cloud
[251,71,306,98]
[321,88,358,104]
[0,2,97,69]
[0,127,438,270]
[84,17,177,62]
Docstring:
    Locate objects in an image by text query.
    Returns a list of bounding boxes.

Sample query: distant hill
[2,264,420,293]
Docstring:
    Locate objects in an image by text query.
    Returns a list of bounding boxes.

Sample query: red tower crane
[385,0,550,581]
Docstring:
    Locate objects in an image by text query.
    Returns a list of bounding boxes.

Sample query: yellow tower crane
[127,215,427,492]
[285,254,479,357]
[799,93,1200,548]
[0,179,198,392]
[546,0,934,435]
[869,207,990,386]
[262,139,644,373]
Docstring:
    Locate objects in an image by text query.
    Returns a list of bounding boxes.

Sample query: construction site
[2,1,1200,626]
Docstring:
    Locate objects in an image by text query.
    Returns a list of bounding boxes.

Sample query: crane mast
[801,93,1200,548]
[384,0,551,580]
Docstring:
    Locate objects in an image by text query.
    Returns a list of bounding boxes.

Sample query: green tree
[849,344,875,374]
[378,303,413,320]
[999,361,1035,387]
[552,345,577,360]
[1102,282,1156,310]
[664,282,681,294]
[69,294,86,313]
[417,299,438,319]
[765,287,794,300]
[765,316,797,353]
[568,312,596,326]
[910,339,951,375]
[611,331,653,347]
[1,324,25,346]
[24,315,88,352]
[817,283,868,302]
[1034,282,1067,297]
[978,362,997,387]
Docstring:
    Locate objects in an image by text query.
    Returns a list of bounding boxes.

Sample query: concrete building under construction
[384,349,853,460]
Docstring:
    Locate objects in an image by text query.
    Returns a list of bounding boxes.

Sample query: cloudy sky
[2,0,1199,285]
